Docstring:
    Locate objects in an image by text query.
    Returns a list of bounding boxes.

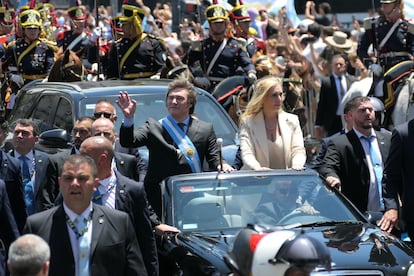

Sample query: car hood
[175,222,414,274]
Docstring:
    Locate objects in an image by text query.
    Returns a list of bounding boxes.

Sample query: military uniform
[187,3,255,91]
[187,37,255,86]
[105,3,167,80]
[1,9,55,84]
[106,33,167,79]
[358,16,414,72]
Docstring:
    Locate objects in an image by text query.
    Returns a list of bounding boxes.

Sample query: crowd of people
[0,0,414,275]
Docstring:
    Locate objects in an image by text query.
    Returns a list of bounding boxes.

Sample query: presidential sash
[160,116,201,173]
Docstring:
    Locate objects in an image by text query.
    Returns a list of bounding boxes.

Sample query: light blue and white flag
[268,0,301,27]
[405,0,414,21]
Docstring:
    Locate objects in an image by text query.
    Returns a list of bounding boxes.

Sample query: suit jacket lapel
[114,171,127,210]
[253,111,270,165]
[278,112,291,167]
[90,204,105,255]
[186,117,199,141]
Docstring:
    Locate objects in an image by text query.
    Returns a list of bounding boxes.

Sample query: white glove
[248,72,257,84]
[90,27,101,42]
[369,63,382,78]
[9,74,24,88]
[194,77,211,90]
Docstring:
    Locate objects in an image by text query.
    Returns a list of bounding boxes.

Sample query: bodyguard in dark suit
[315,54,357,140]
[24,155,147,276]
[118,79,234,217]
[0,179,20,276]
[85,127,158,275]
[319,96,391,213]
[0,151,26,233]
[378,119,414,243]
[39,117,140,211]
[9,118,50,215]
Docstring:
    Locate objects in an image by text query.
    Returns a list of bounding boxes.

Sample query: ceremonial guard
[230,0,264,59]
[0,8,56,86]
[105,1,167,80]
[0,4,15,49]
[187,0,256,92]
[35,1,57,43]
[56,1,96,70]
[357,0,414,110]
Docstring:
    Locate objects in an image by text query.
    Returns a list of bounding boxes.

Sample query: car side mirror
[35,128,72,154]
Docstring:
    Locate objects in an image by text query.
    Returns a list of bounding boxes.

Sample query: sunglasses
[94,112,112,119]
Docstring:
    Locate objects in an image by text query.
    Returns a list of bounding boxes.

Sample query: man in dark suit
[9,119,49,215]
[93,99,147,182]
[378,118,414,244]
[80,136,158,276]
[314,54,357,140]
[0,179,20,276]
[24,155,147,276]
[118,79,234,217]
[0,150,26,233]
[38,117,139,211]
[319,96,391,213]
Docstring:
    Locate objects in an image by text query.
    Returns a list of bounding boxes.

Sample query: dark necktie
[92,183,103,205]
[178,122,186,132]
[338,75,345,98]
[19,155,35,215]
[362,136,384,211]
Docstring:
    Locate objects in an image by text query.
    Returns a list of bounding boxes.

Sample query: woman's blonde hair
[240,76,284,123]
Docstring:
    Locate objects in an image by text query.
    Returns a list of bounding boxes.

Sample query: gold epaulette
[39,38,59,52]
[191,40,202,52]
[363,17,375,30]
[5,40,16,49]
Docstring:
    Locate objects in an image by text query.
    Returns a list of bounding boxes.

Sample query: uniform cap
[231,0,250,22]
[67,0,86,21]
[19,9,42,28]
[205,4,229,23]
[0,6,16,26]
[36,3,55,15]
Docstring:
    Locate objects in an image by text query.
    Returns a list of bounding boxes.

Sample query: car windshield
[170,173,361,232]
[79,92,237,146]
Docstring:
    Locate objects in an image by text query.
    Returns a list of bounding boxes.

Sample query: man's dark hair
[13,118,40,136]
[320,2,331,14]
[62,154,98,179]
[167,79,198,114]
[307,22,321,38]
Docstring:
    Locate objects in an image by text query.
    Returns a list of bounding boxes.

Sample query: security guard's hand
[9,74,24,88]
[248,72,257,84]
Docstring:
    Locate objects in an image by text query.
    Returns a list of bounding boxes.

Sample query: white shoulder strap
[206,38,228,76]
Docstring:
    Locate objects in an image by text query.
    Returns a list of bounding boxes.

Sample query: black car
[7,79,239,164]
[159,169,414,275]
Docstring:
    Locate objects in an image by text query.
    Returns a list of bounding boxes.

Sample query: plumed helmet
[67,0,86,22]
[36,3,56,20]
[251,230,331,276]
[19,9,42,29]
[119,0,145,34]
[0,4,15,27]
[230,0,250,22]
[205,4,229,23]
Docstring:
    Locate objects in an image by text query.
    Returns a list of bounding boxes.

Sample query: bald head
[80,136,115,179]
[8,234,50,276]
[91,117,117,144]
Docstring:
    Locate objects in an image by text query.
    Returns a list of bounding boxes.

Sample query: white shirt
[64,202,93,276]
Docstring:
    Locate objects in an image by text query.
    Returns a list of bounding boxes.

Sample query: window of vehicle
[171,175,358,232]
[54,97,73,133]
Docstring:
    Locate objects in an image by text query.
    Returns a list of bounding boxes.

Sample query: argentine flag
[406,0,414,21]
[268,0,301,27]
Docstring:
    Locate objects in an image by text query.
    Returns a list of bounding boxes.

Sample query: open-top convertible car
[159,169,414,275]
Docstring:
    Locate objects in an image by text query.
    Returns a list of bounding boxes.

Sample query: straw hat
[325,31,352,49]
